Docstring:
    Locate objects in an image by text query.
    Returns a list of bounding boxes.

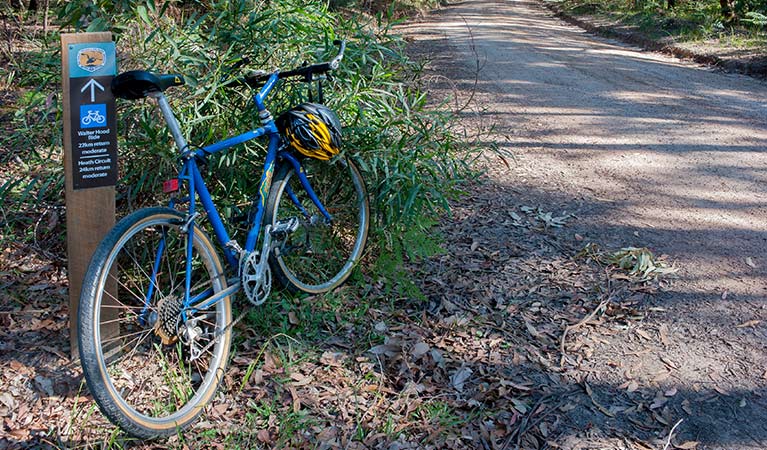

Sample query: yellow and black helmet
[276,103,343,161]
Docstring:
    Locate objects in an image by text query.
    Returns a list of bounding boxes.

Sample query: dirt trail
[403,0,767,447]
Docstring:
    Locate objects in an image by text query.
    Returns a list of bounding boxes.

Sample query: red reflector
[163,179,179,193]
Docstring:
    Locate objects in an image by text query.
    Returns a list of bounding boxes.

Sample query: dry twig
[500,390,579,450]
[663,418,684,450]
[559,298,610,367]
[454,14,485,114]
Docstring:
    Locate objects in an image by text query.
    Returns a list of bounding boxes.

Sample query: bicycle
[81,109,105,126]
[77,40,369,438]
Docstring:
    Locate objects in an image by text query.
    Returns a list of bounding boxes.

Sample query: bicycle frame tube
[244,136,279,251]
[179,73,282,265]
[188,124,281,258]
[278,151,333,222]
[184,161,196,312]
[143,72,340,315]
[171,128,278,313]
[174,135,279,314]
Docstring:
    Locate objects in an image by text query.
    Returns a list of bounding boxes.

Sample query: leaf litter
[0,180,718,449]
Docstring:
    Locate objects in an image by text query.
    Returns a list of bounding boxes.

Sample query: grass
[416,400,466,428]
[549,0,767,50]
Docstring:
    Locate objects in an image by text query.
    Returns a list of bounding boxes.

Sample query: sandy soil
[402,0,767,447]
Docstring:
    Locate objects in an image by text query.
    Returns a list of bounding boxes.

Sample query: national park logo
[77,48,106,73]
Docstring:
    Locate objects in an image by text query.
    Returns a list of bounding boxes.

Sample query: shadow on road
[401,0,767,447]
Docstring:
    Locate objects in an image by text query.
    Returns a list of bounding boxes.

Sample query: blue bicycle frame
[141,72,333,323]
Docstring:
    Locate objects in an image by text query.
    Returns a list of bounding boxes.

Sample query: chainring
[241,251,272,306]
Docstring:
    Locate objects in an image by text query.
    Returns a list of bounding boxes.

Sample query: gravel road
[404,0,767,447]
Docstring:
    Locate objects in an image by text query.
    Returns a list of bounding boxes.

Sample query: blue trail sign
[67,41,117,189]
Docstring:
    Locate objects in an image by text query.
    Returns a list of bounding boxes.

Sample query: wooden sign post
[61,33,118,358]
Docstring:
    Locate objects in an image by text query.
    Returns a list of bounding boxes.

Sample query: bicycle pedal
[271,217,300,237]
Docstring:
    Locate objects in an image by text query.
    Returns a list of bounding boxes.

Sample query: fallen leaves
[736,319,761,328]
[713,385,728,395]
[2,176,764,450]
[664,387,677,397]
[519,205,573,229]
[510,397,529,414]
[579,245,677,282]
[659,324,670,346]
[635,329,653,340]
[584,382,615,417]
[257,428,271,443]
[411,341,430,359]
[652,370,671,383]
[650,391,668,410]
[320,351,346,367]
[289,372,314,386]
[450,366,473,392]
[0,247,88,445]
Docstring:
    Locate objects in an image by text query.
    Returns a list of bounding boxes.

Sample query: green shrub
[2,0,473,295]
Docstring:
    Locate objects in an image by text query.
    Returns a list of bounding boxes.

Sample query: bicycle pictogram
[79,103,107,129]
[81,109,105,126]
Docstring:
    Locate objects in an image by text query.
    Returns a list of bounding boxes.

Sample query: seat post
[150,92,189,153]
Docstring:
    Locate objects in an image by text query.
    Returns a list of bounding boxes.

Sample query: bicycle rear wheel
[78,207,232,439]
[266,157,369,294]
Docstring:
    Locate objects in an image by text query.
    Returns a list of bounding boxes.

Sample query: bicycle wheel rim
[269,157,369,293]
[87,213,230,432]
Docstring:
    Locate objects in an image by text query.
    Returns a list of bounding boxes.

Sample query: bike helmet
[277,103,342,160]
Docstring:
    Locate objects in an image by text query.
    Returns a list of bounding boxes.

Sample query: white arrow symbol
[80,78,105,102]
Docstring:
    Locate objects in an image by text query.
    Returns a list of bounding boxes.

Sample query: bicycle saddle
[111,71,185,100]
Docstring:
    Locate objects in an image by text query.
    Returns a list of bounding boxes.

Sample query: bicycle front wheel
[266,157,369,294]
[78,207,232,439]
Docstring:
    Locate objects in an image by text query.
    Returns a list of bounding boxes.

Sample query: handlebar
[243,40,346,88]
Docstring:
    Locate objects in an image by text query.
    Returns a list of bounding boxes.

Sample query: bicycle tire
[266,157,369,294]
[78,207,232,439]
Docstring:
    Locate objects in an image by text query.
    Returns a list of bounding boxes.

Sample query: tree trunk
[720,0,735,21]
[42,0,50,34]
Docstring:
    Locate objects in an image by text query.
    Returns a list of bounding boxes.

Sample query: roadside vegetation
[1,0,469,278]
[547,0,767,49]
[0,0,486,447]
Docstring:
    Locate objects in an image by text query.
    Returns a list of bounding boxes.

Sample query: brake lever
[329,40,346,70]
[242,69,269,87]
